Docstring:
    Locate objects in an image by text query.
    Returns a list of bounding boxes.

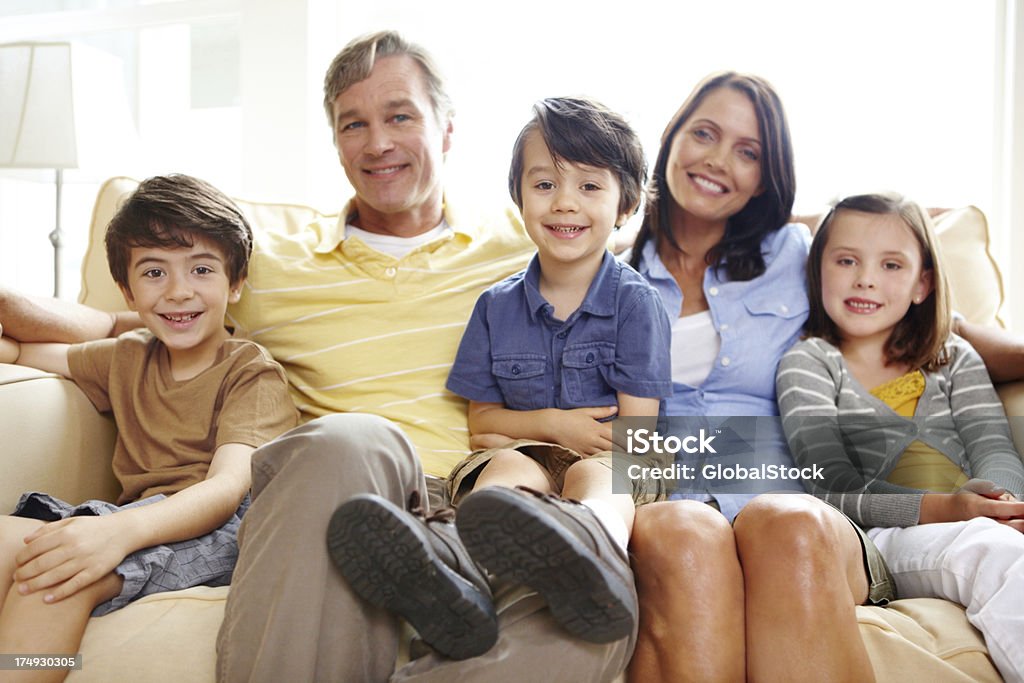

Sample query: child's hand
[958,478,1008,499]
[14,515,130,603]
[557,406,617,456]
[921,491,1024,531]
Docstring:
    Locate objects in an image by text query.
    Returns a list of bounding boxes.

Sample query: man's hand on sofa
[0,285,138,343]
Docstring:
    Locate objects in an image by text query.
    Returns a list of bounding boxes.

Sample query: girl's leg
[734,494,874,683]
[472,448,556,493]
[628,500,745,683]
[869,518,1024,681]
[0,517,123,683]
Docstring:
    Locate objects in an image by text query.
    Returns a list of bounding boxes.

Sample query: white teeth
[548,225,585,233]
[693,175,726,193]
[847,300,879,311]
[367,166,402,175]
[164,313,199,322]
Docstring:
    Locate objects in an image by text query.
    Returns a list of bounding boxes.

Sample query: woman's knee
[631,501,735,573]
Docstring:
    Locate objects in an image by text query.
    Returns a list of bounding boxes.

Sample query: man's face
[331,55,453,237]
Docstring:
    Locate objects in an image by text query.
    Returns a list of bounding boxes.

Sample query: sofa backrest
[79,177,1006,327]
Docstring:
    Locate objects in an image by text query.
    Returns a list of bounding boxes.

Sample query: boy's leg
[471,449,556,493]
[869,518,1024,681]
[0,517,44,609]
[216,413,426,683]
[0,518,121,683]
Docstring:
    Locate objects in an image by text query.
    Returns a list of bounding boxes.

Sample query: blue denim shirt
[631,223,812,519]
[447,251,672,411]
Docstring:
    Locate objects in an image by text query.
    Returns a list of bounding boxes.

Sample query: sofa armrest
[0,364,119,512]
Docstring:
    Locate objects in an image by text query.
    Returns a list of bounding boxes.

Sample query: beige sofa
[1,176,1021,682]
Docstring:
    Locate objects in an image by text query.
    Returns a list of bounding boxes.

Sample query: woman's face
[665,87,765,227]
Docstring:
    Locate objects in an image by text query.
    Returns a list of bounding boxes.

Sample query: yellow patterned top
[873,371,968,492]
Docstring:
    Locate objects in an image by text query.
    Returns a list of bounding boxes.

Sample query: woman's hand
[13,515,131,603]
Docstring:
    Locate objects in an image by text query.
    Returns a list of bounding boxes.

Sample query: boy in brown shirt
[0,175,296,681]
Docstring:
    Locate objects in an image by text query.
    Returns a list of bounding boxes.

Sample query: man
[213,30,646,682]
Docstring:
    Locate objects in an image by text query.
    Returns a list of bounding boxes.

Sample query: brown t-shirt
[68,329,297,504]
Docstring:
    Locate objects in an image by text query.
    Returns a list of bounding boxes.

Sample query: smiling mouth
[845,299,881,313]
[546,224,588,234]
[690,174,727,194]
[364,165,406,176]
[161,312,201,323]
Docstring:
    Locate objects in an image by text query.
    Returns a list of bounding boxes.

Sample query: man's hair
[805,192,952,372]
[507,96,647,220]
[105,174,253,289]
[628,71,795,281]
[322,30,454,134]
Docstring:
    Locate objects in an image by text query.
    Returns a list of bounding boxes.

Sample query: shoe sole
[457,488,634,643]
[326,494,497,660]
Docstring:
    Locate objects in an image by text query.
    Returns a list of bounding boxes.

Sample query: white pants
[868,518,1024,683]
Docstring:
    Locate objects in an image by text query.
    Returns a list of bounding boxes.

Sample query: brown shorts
[446,439,670,507]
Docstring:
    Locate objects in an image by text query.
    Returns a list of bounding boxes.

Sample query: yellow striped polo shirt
[227,200,534,477]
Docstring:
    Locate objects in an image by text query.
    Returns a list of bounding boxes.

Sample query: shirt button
[385,266,397,278]
[557,331,567,339]
[721,357,731,367]
[709,287,719,296]
[720,323,729,331]
[585,352,595,363]
[511,364,521,375]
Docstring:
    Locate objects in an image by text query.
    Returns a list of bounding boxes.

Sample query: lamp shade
[0,42,78,168]
[0,41,136,173]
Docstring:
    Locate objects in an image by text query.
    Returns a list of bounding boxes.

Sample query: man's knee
[734,494,846,573]
[250,413,419,496]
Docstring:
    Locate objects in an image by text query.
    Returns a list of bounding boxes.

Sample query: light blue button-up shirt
[630,223,812,519]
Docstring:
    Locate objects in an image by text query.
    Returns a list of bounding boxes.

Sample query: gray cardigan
[776,335,1024,527]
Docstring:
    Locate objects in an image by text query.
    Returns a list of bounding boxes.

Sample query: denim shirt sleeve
[606,283,673,399]
[445,292,506,403]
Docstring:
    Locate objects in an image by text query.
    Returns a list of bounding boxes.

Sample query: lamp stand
[48,168,63,298]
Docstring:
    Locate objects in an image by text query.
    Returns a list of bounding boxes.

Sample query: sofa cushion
[933,206,1005,327]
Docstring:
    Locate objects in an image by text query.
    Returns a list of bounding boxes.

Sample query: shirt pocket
[561,342,616,405]
[492,354,548,410]
[741,286,809,322]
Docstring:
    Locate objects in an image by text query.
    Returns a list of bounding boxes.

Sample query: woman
[625,72,877,682]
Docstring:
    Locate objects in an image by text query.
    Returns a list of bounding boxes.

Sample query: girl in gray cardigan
[776,192,1024,682]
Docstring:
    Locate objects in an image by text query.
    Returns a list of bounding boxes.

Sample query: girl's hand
[920,491,1024,531]
[555,406,617,456]
[14,515,130,603]
[958,478,1008,499]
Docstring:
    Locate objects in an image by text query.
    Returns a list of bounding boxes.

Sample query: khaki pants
[216,413,634,683]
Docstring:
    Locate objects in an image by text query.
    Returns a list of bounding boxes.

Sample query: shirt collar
[313,196,480,254]
[523,250,619,322]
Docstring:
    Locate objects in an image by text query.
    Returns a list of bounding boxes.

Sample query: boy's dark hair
[629,71,795,281]
[105,174,253,289]
[508,97,647,221]
[805,192,952,372]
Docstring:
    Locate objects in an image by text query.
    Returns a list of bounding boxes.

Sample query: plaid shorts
[13,491,248,616]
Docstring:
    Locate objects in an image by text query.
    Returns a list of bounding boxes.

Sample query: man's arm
[13,442,253,603]
[0,285,140,343]
[956,319,1024,384]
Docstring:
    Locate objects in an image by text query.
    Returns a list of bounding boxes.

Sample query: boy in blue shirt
[329,97,671,661]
